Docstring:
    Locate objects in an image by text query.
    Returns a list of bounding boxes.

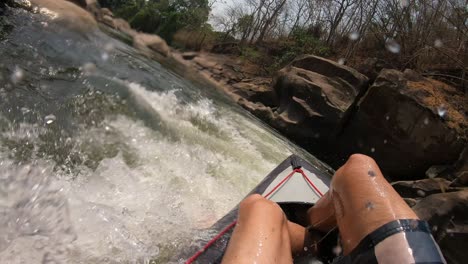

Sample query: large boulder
[133,33,170,57]
[29,0,98,34]
[413,190,468,264]
[269,55,368,149]
[336,69,467,180]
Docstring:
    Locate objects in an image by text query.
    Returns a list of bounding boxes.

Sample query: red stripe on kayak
[185,168,323,263]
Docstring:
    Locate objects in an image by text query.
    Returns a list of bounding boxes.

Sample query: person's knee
[239,194,285,223]
[333,154,380,189]
[346,154,376,168]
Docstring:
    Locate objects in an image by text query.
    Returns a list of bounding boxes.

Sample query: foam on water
[0,83,294,263]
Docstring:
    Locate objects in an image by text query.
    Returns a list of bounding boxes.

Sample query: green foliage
[290,27,331,57]
[267,28,331,72]
[240,47,262,62]
[99,0,211,43]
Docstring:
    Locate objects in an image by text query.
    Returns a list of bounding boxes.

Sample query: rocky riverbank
[6,0,467,262]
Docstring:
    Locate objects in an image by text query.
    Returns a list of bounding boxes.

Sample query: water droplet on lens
[101,52,109,61]
[434,39,443,48]
[333,245,342,256]
[437,105,447,118]
[21,107,31,114]
[104,43,114,52]
[386,39,401,53]
[11,66,25,84]
[44,114,56,125]
[338,58,346,65]
[349,32,359,41]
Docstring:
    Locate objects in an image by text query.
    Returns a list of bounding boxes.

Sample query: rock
[193,56,219,69]
[133,33,170,57]
[426,165,450,179]
[336,69,467,180]
[111,18,134,36]
[413,190,468,264]
[66,0,87,7]
[101,15,114,28]
[29,0,98,34]
[356,57,389,82]
[231,79,277,107]
[392,178,452,198]
[181,52,198,60]
[268,57,368,150]
[237,99,275,121]
[100,7,113,17]
[403,198,418,207]
[290,55,369,91]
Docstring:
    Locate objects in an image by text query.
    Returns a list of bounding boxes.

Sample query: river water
[0,4,329,263]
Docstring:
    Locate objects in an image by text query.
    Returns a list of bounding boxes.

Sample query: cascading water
[0,3,328,263]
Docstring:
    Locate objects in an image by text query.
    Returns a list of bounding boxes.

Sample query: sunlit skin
[222,154,419,263]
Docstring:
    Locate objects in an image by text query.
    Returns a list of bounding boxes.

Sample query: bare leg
[308,154,418,255]
[222,194,294,264]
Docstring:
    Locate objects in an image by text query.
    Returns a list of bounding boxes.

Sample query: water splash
[44,114,56,125]
[0,163,76,263]
[11,66,24,84]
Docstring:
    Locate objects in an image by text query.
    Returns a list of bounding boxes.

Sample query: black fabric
[333,219,445,264]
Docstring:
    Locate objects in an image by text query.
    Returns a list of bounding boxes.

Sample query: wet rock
[133,33,170,57]
[413,190,468,264]
[392,178,453,198]
[336,69,467,180]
